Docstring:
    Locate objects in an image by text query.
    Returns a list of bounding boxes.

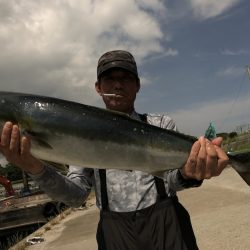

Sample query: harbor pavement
[18,167,250,250]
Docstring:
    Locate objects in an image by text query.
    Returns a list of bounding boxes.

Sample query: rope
[217,69,248,132]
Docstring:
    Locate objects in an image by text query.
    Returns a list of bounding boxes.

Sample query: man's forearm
[30,165,90,207]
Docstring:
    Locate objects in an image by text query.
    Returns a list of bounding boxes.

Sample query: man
[0,50,228,249]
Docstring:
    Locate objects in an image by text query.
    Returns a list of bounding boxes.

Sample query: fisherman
[0,50,229,250]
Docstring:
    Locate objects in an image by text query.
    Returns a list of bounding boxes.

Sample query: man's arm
[30,165,93,207]
[148,114,229,191]
[180,136,228,181]
[0,122,93,207]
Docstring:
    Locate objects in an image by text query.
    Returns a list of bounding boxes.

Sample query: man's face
[95,69,140,113]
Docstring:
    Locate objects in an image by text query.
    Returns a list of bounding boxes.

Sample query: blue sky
[0,0,250,136]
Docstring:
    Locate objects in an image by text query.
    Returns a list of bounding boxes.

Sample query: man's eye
[123,77,134,83]
[103,76,135,83]
[123,77,130,83]
[104,77,113,82]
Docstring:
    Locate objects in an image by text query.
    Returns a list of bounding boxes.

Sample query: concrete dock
[14,168,250,250]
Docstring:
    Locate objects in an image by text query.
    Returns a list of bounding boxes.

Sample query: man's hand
[180,136,229,180]
[0,122,44,174]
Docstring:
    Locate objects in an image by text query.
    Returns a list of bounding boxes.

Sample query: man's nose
[113,79,124,88]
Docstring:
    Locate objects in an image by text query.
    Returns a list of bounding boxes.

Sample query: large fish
[0,91,249,185]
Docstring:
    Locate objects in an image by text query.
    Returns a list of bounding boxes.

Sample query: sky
[0,0,250,136]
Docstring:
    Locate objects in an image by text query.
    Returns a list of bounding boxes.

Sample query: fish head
[0,91,21,128]
[0,92,54,153]
[0,91,40,133]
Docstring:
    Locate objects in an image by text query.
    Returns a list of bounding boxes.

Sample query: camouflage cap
[97,50,138,78]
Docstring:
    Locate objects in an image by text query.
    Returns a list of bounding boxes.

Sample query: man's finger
[211,137,223,147]
[205,141,218,178]
[213,145,229,175]
[1,122,13,147]
[10,125,20,154]
[195,136,206,180]
[21,136,31,156]
[190,139,202,156]
[183,139,201,178]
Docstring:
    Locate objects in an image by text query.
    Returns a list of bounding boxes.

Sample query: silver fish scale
[31,112,187,212]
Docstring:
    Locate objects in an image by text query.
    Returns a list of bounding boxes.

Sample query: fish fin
[204,122,217,140]
[42,160,69,173]
[23,130,53,149]
[228,151,250,186]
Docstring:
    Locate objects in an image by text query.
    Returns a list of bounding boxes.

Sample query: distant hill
[221,131,250,153]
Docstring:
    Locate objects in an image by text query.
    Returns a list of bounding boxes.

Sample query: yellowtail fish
[0,91,249,185]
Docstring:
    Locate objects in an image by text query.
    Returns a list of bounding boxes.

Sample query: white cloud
[217,67,245,77]
[189,0,241,19]
[221,49,250,56]
[169,93,250,136]
[0,0,168,105]
[135,0,165,12]
[146,48,179,62]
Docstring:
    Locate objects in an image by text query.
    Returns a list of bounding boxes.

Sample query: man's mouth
[101,93,124,98]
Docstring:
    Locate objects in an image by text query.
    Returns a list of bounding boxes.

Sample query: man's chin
[108,103,132,114]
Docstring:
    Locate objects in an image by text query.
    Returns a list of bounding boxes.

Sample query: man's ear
[136,79,141,93]
[95,81,102,95]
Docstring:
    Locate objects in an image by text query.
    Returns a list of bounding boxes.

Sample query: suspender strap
[99,170,167,210]
[99,169,109,211]
[99,113,168,210]
[139,113,168,200]
[154,176,167,200]
[138,113,147,123]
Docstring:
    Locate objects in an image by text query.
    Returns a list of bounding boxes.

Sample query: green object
[205,122,217,140]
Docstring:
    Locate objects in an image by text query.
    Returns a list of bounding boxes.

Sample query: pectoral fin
[23,130,53,149]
